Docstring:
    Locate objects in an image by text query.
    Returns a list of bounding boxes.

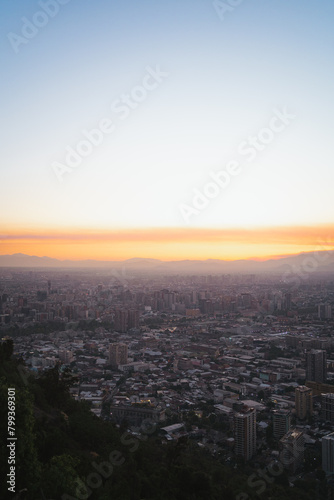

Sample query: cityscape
[1,0,334,499]
[1,263,334,498]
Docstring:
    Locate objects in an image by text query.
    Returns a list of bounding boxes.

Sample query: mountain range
[0,252,333,275]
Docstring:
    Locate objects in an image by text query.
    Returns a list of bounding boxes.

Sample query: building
[286,336,299,348]
[185,308,201,318]
[306,349,327,383]
[199,299,214,315]
[284,293,292,310]
[110,403,165,426]
[273,410,291,439]
[295,386,313,420]
[321,393,334,422]
[109,343,128,367]
[114,309,128,333]
[322,432,334,476]
[58,349,73,364]
[176,358,194,371]
[280,430,304,473]
[306,381,334,396]
[128,309,140,329]
[318,304,332,320]
[234,408,256,461]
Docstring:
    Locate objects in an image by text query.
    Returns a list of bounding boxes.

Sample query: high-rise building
[109,343,128,367]
[114,309,128,333]
[117,344,128,364]
[240,293,251,308]
[234,408,256,461]
[322,432,334,476]
[295,386,313,420]
[273,410,291,439]
[109,344,118,367]
[164,292,175,310]
[318,304,332,320]
[322,393,334,422]
[306,349,327,383]
[128,309,140,329]
[280,430,304,473]
[284,292,292,310]
[199,299,214,315]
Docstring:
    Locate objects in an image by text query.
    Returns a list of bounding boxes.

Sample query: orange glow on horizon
[0,225,333,262]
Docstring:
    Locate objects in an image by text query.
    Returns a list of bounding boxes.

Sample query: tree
[36,365,75,407]
[0,338,13,361]
[41,454,81,498]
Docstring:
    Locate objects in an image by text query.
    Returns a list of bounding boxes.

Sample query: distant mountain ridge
[0,252,333,274]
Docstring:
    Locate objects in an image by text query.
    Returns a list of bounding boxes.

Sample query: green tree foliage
[36,365,75,407]
[40,454,81,498]
[0,337,13,361]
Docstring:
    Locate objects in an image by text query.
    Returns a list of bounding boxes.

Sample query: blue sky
[1,0,334,250]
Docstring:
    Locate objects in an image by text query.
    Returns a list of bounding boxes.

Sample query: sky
[1,0,334,261]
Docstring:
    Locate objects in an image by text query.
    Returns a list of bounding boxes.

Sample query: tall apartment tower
[128,309,140,329]
[295,386,313,420]
[114,309,128,333]
[280,430,304,473]
[321,393,334,422]
[318,304,332,320]
[306,349,327,383]
[284,293,292,310]
[109,343,128,367]
[234,408,256,461]
[272,410,291,439]
[322,432,334,476]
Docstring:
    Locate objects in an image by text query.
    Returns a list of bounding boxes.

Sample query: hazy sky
[1,0,334,260]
